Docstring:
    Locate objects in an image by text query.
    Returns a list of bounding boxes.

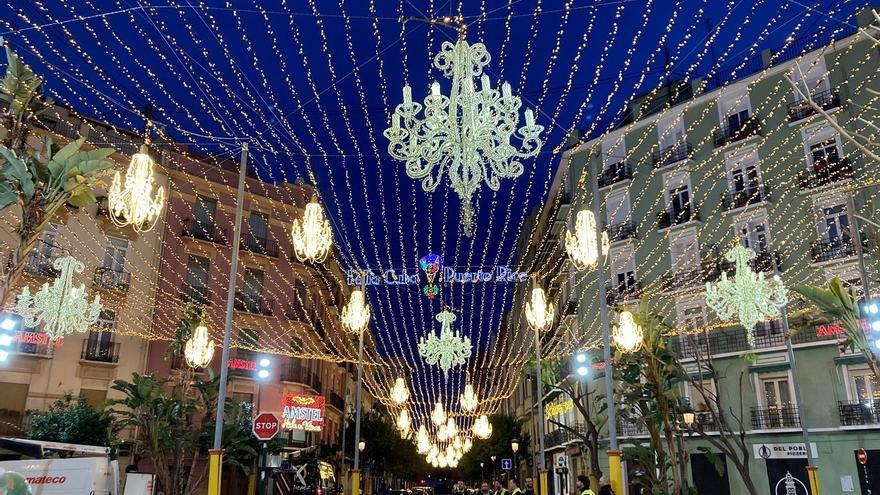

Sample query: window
[232,392,254,405]
[239,328,260,349]
[761,375,793,408]
[602,136,626,169]
[757,373,799,429]
[717,87,752,132]
[185,256,210,288]
[193,196,217,237]
[658,112,686,149]
[664,171,692,218]
[243,268,265,306]
[102,237,128,271]
[726,149,762,196]
[819,203,851,244]
[685,378,717,413]
[95,309,117,330]
[809,138,840,168]
[849,368,880,402]
[249,211,268,242]
[606,191,631,227]
[678,304,706,333]
[670,232,699,274]
[735,214,770,253]
[790,56,829,100]
[610,246,637,296]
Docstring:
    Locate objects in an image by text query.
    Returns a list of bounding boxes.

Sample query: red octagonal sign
[857,448,868,465]
[252,412,280,441]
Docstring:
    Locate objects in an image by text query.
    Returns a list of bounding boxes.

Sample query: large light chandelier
[565,209,610,270]
[108,140,165,233]
[383,23,544,236]
[291,196,333,263]
[15,255,102,340]
[706,245,788,347]
[397,409,412,435]
[472,414,492,439]
[612,309,643,353]
[525,285,555,332]
[390,377,410,404]
[459,383,478,412]
[184,321,215,368]
[341,288,371,334]
[431,400,447,426]
[418,310,472,378]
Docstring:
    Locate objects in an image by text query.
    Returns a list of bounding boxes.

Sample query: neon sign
[228,358,256,371]
[281,394,326,432]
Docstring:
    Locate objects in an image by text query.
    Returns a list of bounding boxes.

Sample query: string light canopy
[565,209,609,270]
[291,196,334,263]
[612,309,643,353]
[390,377,410,404]
[525,284,555,332]
[184,321,215,368]
[108,129,166,233]
[459,382,479,412]
[384,17,544,236]
[418,310,472,379]
[705,245,788,347]
[341,288,371,334]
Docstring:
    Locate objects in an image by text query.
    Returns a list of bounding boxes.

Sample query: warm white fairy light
[184,322,215,368]
[565,209,609,270]
[445,417,458,439]
[612,310,643,353]
[397,409,411,434]
[291,196,334,263]
[390,377,410,404]
[431,400,447,426]
[108,144,166,233]
[525,285,555,332]
[459,382,479,412]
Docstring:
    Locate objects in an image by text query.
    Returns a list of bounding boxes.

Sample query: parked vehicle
[0,438,120,495]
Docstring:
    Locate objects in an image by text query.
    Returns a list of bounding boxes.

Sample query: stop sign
[857,448,868,465]
[252,412,280,441]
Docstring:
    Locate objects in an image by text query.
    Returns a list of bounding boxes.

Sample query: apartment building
[514,9,880,495]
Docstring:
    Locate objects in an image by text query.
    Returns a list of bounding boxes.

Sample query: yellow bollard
[807,466,821,495]
[352,469,361,495]
[608,450,624,495]
[247,472,256,495]
[539,469,549,495]
[208,449,223,495]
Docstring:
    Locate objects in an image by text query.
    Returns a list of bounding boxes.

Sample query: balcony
[22,250,60,278]
[544,423,584,449]
[181,218,227,245]
[618,421,649,438]
[660,254,721,293]
[720,185,770,211]
[80,340,120,364]
[838,400,880,426]
[797,157,854,191]
[285,304,314,322]
[234,292,275,316]
[810,237,856,264]
[280,365,322,391]
[651,141,692,169]
[668,319,841,359]
[712,115,762,148]
[606,281,641,304]
[12,331,55,357]
[241,236,279,258]
[606,221,637,243]
[751,406,801,430]
[787,89,841,122]
[720,249,782,274]
[93,267,131,292]
[180,283,211,306]
[691,411,722,432]
[561,300,578,318]
[598,162,633,188]
[656,206,700,230]
[328,392,346,412]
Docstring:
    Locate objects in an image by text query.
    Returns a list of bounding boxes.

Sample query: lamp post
[481,462,485,481]
[492,455,497,480]
[342,287,371,495]
[255,357,272,495]
[525,282,553,495]
[511,438,520,484]
[674,412,695,495]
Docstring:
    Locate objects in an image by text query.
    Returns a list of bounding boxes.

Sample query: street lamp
[524,281,552,489]
[573,352,589,378]
[358,440,366,452]
[343,287,371,495]
[511,438,520,484]
[255,357,272,495]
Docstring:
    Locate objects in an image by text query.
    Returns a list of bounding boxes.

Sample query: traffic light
[863,300,880,349]
[0,315,16,362]
[572,351,589,378]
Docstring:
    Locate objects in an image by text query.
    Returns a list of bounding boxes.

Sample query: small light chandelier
[437,423,449,442]
[418,310,472,379]
[459,382,479,412]
[184,321,215,368]
[565,209,610,270]
[397,409,412,435]
[341,288,371,334]
[463,437,472,452]
[390,377,410,404]
[431,400,447,426]
[291,196,333,263]
[383,19,544,236]
[525,284,555,332]
[416,425,431,453]
[445,417,458,438]
[108,130,165,233]
[472,414,492,439]
[612,309,643,353]
[452,436,462,450]
[16,255,102,340]
[705,245,788,347]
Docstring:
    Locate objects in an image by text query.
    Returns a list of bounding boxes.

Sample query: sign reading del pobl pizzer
[281,394,325,432]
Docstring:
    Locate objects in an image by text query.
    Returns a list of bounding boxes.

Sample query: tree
[0,47,115,306]
[458,413,530,482]
[343,406,430,482]
[27,393,112,447]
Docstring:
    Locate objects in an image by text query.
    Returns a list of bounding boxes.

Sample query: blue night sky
[0,0,870,412]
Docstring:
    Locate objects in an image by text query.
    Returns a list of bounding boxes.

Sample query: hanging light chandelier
[437,423,449,442]
[706,245,788,347]
[184,321,215,368]
[463,437,472,452]
[445,417,458,438]
[418,310,472,379]
[291,196,333,263]
[459,382,479,412]
[383,19,544,236]
[472,414,492,439]
[108,130,165,233]
[431,400,447,426]
[390,377,410,404]
[341,288,371,334]
[565,209,610,270]
[416,425,431,453]
[612,309,644,353]
[525,284,555,332]
[15,255,102,339]
[397,409,412,435]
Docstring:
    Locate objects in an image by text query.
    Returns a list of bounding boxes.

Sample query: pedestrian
[493,479,507,495]
[576,475,595,495]
[508,479,522,495]
[480,481,492,495]
[522,477,535,495]
[597,476,614,495]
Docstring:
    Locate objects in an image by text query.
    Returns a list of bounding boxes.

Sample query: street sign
[857,448,868,465]
[501,458,512,470]
[253,412,280,441]
[556,455,568,468]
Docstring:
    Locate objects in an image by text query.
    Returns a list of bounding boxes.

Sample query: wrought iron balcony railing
[751,406,801,429]
[181,218,228,245]
[787,89,841,122]
[328,392,346,412]
[598,162,633,188]
[720,249,782,274]
[22,249,60,278]
[545,423,585,449]
[280,365,322,391]
[656,206,700,230]
[810,237,856,264]
[93,267,131,292]
[797,157,854,191]
[720,185,770,211]
[652,141,692,169]
[618,421,649,438]
[241,236,279,258]
[713,115,762,148]
[180,283,211,306]
[606,221,637,243]
[234,292,275,316]
[838,400,880,426]
[606,281,641,305]
[81,339,120,363]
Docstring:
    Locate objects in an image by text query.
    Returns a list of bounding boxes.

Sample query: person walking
[493,479,508,495]
[480,481,493,495]
[576,475,596,495]
[522,477,535,495]
[597,476,614,495]
[508,479,522,495]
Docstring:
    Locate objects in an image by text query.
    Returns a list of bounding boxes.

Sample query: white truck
[0,438,120,495]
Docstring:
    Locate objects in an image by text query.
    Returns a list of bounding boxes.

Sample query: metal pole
[534,326,546,469]
[589,160,621,494]
[208,142,248,495]
[352,328,365,494]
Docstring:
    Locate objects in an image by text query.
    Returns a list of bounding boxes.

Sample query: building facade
[515,9,880,495]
